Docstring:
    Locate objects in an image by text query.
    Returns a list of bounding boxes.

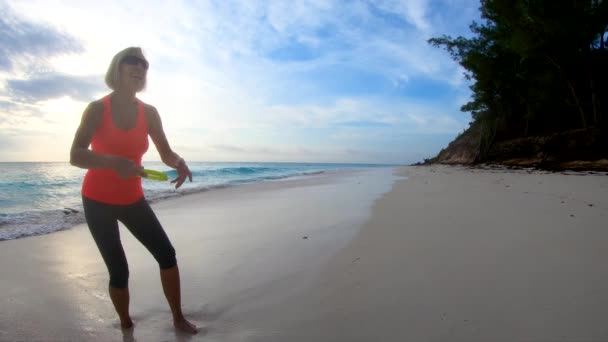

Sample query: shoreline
[0,167,398,341]
[0,167,391,242]
[2,165,607,341]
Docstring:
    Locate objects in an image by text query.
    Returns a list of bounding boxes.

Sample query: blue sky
[0,0,480,164]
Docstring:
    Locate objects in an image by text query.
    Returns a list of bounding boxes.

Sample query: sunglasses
[120,55,149,70]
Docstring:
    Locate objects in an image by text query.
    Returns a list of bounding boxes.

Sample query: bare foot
[120,318,134,330]
[174,318,198,334]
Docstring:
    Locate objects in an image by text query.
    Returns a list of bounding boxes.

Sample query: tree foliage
[429,0,608,154]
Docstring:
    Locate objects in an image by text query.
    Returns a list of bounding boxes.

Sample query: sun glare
[39,96,88,119]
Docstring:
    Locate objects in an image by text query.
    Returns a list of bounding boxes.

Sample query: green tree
[429,0,608,160]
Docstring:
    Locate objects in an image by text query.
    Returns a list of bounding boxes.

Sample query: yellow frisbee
[142,169,169,181]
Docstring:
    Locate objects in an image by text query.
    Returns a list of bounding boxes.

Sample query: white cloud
[373,0,432,33]
[0,0,479,163]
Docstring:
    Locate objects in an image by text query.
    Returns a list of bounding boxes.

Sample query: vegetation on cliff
[427,0,608,169]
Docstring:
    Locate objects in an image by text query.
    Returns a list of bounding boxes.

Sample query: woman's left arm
[147,105,192,188]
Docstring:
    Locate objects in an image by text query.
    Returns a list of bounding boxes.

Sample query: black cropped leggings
[82,196,176,288]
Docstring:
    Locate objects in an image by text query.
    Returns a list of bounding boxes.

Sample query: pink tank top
[82,95,149,205]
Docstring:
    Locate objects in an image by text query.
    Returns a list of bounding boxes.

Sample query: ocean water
[0,162,393,241]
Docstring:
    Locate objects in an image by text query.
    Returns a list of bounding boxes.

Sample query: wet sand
[1,166,608,341]
[0,168,397,341]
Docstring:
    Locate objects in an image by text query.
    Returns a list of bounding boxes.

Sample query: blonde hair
[105,47,147,91]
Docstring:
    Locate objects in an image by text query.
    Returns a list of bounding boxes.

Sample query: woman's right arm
[70,101,114,169]
[70,101,144,178]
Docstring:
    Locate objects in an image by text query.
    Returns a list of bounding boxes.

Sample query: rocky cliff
[429,124,608,171]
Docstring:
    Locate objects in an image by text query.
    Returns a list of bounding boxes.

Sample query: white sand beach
[1,166,607,342]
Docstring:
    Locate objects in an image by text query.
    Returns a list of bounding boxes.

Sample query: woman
[70,47,197,334]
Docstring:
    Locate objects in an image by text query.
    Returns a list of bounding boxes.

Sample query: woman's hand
[171,158,192,189]
[111,156,144,179]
